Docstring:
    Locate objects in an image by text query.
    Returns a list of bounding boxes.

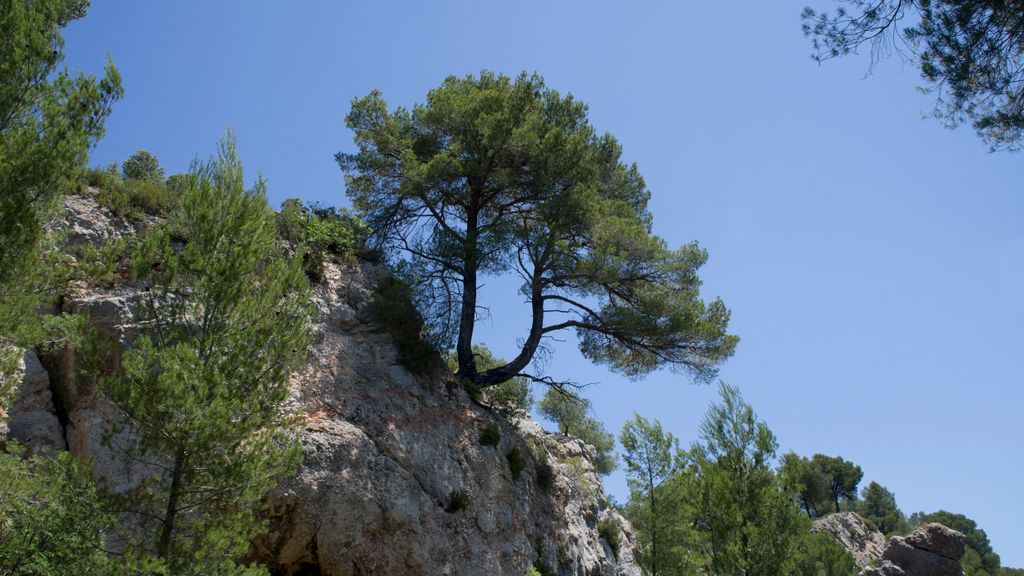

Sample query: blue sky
[64,1,1023,564]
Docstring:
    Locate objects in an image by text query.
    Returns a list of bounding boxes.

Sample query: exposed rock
[902,523,966,560]
[858,523,967,576]
[59,190,136,248]
[0,350,66,455]
[812,512,886,568]
[860,560,906,576]
[4,193,641,576]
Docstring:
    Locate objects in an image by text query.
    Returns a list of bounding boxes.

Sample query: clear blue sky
[64,1,1023,565]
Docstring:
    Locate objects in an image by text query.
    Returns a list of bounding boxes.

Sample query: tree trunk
[158,448,186,559]
[456,207,479,381]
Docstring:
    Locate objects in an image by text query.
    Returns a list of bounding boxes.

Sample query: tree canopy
[0,0,121,377]
[803,0,1024,150]
[338,70,737,388]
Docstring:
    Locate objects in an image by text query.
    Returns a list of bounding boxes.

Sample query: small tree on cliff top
[338,71,737,387]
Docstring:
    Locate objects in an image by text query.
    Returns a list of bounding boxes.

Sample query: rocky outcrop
[2,193,641,576]
[0,350,66,455]
[859,523,966,576]
[812,512,886,568]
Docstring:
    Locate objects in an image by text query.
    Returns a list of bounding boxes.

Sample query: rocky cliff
[2,191,641,576]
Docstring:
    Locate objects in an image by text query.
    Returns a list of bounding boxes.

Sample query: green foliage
[444,489,470,513]
[165,172,189,196]
[339,70,736,388]
[781,452,832,518]
[909,510,1001,576]
[539,389,588,436]
[674,382,803,575]
[597,516,623,559]
[371,276,442,376]
[446,344,533,418]
[479,421,501,446]
[0,0,121,377]
[89,161,179,221]
[523,567,542,576]
[620,413,681,575]
[802,1,1024,150]
[507,446,527,480]
[276,198,369,280]
[813,454,863,514]
[857,481,906,535]
[121,149,164,183]
[791,531,858,576]
[0,449,113,576]
[103,132,312,575]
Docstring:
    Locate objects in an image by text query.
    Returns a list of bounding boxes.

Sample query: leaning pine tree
[339,71,737,388]
[103,132,313,575]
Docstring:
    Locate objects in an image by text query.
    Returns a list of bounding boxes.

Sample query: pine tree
[104,132,313,575]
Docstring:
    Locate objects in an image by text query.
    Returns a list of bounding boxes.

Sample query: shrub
[125,179,175,215]
[275,199,369,280]
[165,173,189,196]
[371,276,442,376]
[121,149,164,183]
[444,489,470,513]
[507,446,527,480]
[524,568,542,576]
[597,517,623,559]
[479,421,501,447]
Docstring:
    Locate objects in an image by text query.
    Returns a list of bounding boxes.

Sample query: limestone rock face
[3,193,642,576]
[858,523,967,576]
[1,351,66,455]
[812,512,886,568]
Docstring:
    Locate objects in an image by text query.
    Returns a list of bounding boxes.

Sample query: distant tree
[858,481,905,534]
[104,133,313,575]
[620,414,681,576]
[537,388,616,474]
[802,1,1024,150]
[538,389,589,437]
[338,70,737,389]
[909,510,1001,576]
[677,382,805,575]
[0,0,122,376]
[781,452,832,518]
[0,450,113,576]
[121,149,164,183]
[812,454,863,513]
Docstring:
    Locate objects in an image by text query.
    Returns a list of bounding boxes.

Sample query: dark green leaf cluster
[0,449,113,576]
[597,516,623,559]
[479,421,501,446]
[121,149,165,183]
[802,0,1024,150]
[507,446,527,480]
[782,453,864,517]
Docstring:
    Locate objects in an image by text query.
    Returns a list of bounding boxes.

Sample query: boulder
[858,523,967,576]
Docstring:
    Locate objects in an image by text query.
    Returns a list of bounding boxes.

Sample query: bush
[507,446,527,480]
[276,198,369,280]
[371,276,442,376]
[479,421,501,447]
[597,517,623,559]
[121,149,164,183]
[444,489,470,513]
[125,179,176,215]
